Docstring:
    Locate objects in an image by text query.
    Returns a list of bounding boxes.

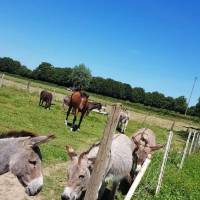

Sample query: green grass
[0,87,107,164]
[0,86,200,200]
[3,73,200,126]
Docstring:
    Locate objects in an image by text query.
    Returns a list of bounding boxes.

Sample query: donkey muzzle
[25,176,43,196]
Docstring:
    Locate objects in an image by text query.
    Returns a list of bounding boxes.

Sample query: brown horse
[39,90,53,109]
[64,90,89,131]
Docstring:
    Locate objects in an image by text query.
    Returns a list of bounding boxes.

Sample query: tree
[70,64,92,89]
[32,62,54,82]
[174,96,187,114]
[0,57,31,77]
[163,96,175,110]
[132,87,145,103]
[194,98,200,117]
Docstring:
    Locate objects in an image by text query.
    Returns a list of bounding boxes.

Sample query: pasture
[0,83,200,199]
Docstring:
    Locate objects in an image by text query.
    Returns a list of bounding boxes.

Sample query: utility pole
[185,77,198,116]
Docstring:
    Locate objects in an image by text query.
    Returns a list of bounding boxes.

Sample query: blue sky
[0,0,200,105]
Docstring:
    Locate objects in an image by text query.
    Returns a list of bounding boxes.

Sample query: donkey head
[61,146,95,200]
[9,135,54,196]
[132,134,164,172]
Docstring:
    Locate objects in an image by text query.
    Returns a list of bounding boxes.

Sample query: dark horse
[86,102,102,115]
[64,90,89,131]
[39,90,53,109]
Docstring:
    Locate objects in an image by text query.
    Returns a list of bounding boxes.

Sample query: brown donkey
[64,90,89,131]
[39,90,53,109]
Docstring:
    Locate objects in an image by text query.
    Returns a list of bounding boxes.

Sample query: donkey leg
[39,98,42,106]
[111,180,120,200]
[45,101,48,109]
[41,100,44,106]
[98,181,107,200]
[65,105,72,126]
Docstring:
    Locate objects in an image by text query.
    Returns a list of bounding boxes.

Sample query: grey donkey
[0,130,54,196]
[61,134,137,200]
[116,109,129,134]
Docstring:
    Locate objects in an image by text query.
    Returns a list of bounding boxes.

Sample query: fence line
[0,73,4,87]
[189,131,196,155]
[124,158,151,200]
[26,81,31,92]
[193,132,200,152]
[179,130,192,169]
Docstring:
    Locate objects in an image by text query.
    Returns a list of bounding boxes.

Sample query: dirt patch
[0,163,67,200]
[0,173,42,200]
[130,112,191,131]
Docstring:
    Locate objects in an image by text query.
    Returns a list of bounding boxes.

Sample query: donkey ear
[29,135,55,146]
[149,144,165,151]
[66,145,77,160]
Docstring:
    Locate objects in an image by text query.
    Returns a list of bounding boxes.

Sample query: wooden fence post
[27,80,31,92]
[124,158,151,200]
[188,131,196,155]
[155,122,175,195]
[53,89,56,100]
[197,133,200,151]
[0,73,5,88]
[84,103,122,200]
[193,132,200,152]
[179,130,192,169]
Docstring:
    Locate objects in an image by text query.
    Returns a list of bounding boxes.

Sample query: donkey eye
[79,175,85,179]
[29,160,37,165]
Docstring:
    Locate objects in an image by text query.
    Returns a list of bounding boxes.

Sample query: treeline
[0,56,199,117]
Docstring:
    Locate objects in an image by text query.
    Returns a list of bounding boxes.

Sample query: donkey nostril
[25,187,31,196]
[61,194,70,200]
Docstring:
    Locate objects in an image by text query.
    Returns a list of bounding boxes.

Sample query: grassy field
[3,73,200,126]
[0,85,200,199]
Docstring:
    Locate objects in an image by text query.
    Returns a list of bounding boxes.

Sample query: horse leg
[65,105,72,126]
[71,109,78,131]
[77,111,85,131]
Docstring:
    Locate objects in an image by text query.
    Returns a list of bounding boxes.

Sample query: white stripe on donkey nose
[63,187,73,197]
[136,164,142,172]
[26,176,43,196]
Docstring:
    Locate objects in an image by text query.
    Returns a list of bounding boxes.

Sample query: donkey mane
[80,142,101,157]
[0,130,38,139]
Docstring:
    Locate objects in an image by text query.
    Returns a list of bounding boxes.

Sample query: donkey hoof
[77,128,80,131]
[64,120,68,125]
[70,128,73,132]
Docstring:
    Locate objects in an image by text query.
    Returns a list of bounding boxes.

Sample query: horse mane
[0,130,38,139]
